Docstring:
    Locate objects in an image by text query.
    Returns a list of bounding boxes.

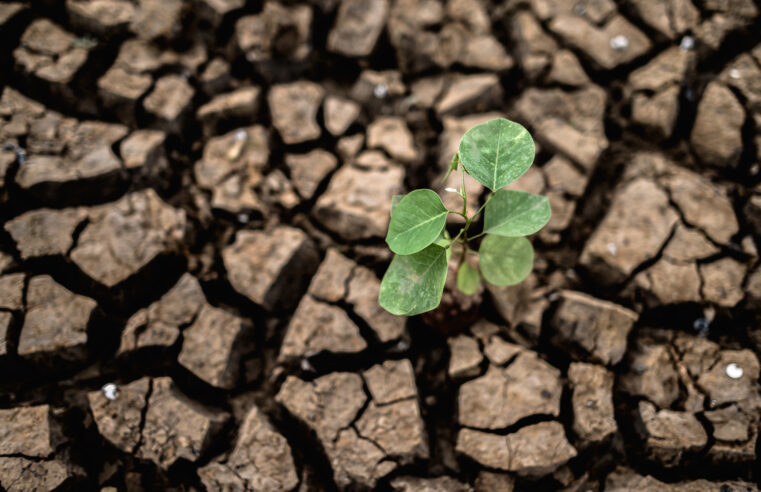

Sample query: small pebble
[728,68,741,80]
[606,242,618,255]
[679,36,695,51]
[693,317,710,336]
[574,3,586,15]
[726,363,743,379]
[373,84,388,99]
[233,128,248,142]
[300,358,313,372]
[102,383,118,400]
[609,35,629,51]
[237,213,249,224]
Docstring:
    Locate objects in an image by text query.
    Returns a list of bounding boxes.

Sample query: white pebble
[679,36,695,51]
[609,35,629,51]
[729,68,741,79]
[726,363,743,379]
[102,383,118,400]
[606,242,618,255]
[233,128,248,142]
[237,213,249,224]
[373,84,388,99]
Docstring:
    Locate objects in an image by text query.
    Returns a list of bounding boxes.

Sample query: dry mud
[1,0,761,490]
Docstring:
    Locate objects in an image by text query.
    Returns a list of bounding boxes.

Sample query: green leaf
[458,118,535,191]
[386,189,449,255]
[379,244,449,316]
[479,235,534,286]
[484,189,551,237]
[390,195,404,215]
[457,262,480,295]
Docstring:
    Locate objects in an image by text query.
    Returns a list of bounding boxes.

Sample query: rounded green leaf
[458,118,535,191]
[379,244,449,316]
[484,189,551,237]
[479,235,534,286]
[386,189,449,255]
[456,262,480,295]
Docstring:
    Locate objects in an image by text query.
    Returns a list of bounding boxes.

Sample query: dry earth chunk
[235,3,312,65]
[19,275,96,360]
[14,19,92,108]
[629,47,693,92]
[268,81,324,144]
[356,399,428,462]
[314,163,404,240]
[222,226,318,310]
[620,339,679,408]
[0,313,11,357]
[605,467,759,492]
[0,273,24,311]
[5,207,87,259]
[448,335,483,378]
[196,86,261,136]
[0,453,82,492]
[696,349,761,407]
[690,82,744,169]
[515,86,607,170]
[435,74,502,116]
[87,377,150,454]
[569,363,617,444]
[285,150,338,200]
[632,258,702,305]
[458,352,561,429]
[276,373,366,443]
[392,476,469,492]
[662,224,719,262]
[699,258,746,307]
[307,248,354,302]
[120,273,205,354]
[278,295,366,360]
[324,96,360,136]
[178,304,250,388]
[627,0,699,39]
[637,401,707,466]
[510,10,557,79]
[580,178,678,284]
[194,126,269,214]
[327,0,389,57]
[120,129,166,170]
[98,66,152,122]
[548,14,651,70]
[331,428,397,488]
[346,264,405,342]
[70,189,186,287]
[456,422,577,475]
[363,359,417,404]
[0,404,62,457]
[198,405,298,492]
[551,290,637,365]
[130,0,183,40]
[367,116,418,162]
[631,86,681,139]
[138,377,229,469]
[143,75,195,131]
[662,172,739,245]
[547,49,590,86]
[484,336,524,366]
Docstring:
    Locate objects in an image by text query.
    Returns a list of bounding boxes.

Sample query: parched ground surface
[1,0,761,490]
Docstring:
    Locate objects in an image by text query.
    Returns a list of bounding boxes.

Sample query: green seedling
[378,118,550,316]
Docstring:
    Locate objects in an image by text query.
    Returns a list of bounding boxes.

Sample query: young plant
[378,118,550,316]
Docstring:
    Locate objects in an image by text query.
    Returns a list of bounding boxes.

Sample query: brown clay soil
[1,0,761,490]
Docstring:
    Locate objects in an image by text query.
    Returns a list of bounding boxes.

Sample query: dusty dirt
[1,0,761,490]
